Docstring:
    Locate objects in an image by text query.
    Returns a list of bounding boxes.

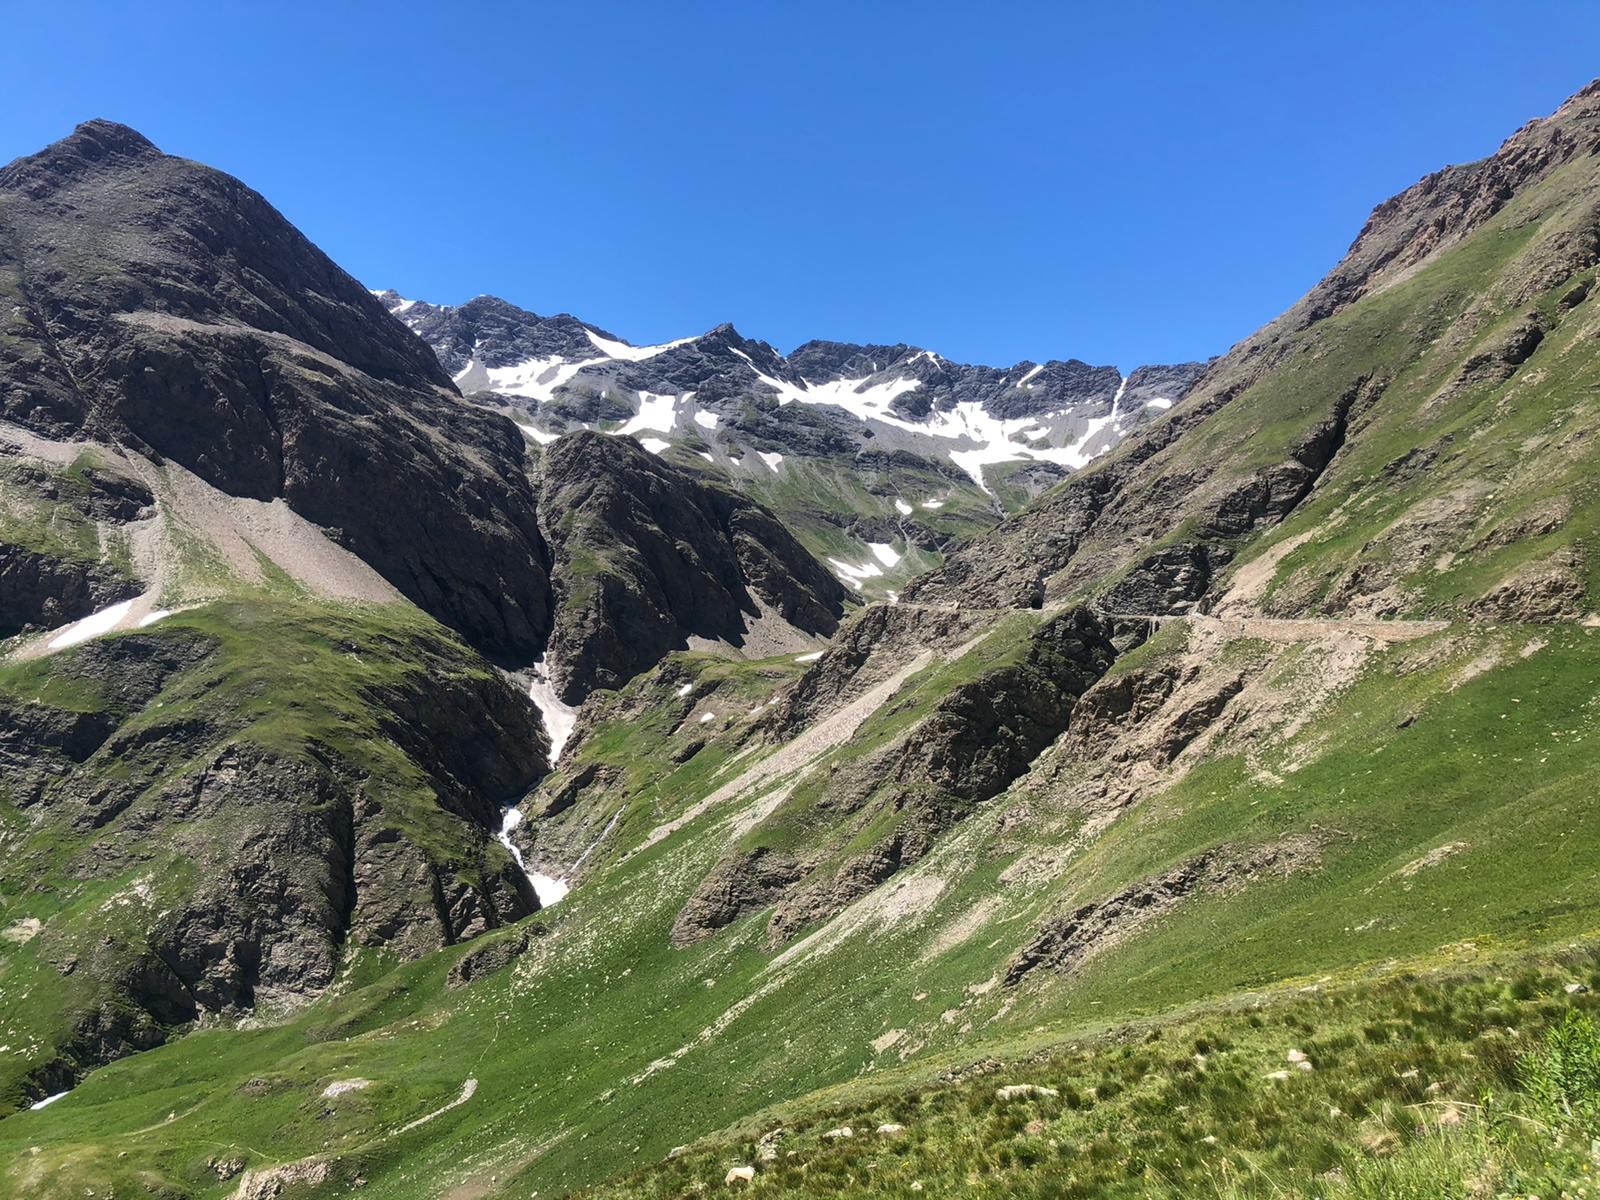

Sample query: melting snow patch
[794,651,824,663]
[698,711,715,723]
[498,806,569,906]
[1146,397,1173,409]
[894,499,913,515]
[620,391,681,437]
[867,542,901,568]
[757,451,784,470]
[528,657,577,765]
[29,1091,68,1110]
[585,330,694,362]
[828,557,885,583]
[137,609,174,629]
[479,355,598,402]
[676,682,694,697]
[48,599,133,649]
[921,498,945,509]
[638,437,671,455]
[516,421,559,445]
[692,408,719,429]
[887,590,900,604]
[698,451,715,463]
[529,871,569,906]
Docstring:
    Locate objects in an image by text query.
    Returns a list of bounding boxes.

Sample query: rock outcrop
[0,120,552,661]
[538,431,848,701]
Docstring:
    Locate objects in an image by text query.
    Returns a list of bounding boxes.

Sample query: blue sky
[4,2,1597,370]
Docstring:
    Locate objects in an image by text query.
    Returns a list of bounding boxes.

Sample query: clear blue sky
[4,2,1597,370]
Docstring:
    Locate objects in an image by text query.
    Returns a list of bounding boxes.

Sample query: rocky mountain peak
[0,119,159,195]
[1299,75,1600,327]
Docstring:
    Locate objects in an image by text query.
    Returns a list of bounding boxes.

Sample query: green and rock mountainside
[1,76,1599,1200]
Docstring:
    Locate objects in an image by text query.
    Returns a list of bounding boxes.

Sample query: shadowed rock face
[0,120,552,661]
[7,622,546,1099]
[538,431,850,702]
[0,545,140,638]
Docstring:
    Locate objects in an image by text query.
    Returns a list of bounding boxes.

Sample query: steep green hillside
[4,609,1598,1197]
[6,80,1600,1200]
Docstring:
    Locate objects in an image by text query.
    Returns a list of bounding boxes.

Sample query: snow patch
[676,682,694,697]
[828,557,885,583]
[47,599,134,649]
[136,609,173,629]
[921,498,946,509]
[516,421,559,445]
[893,499,913,515]
[757,451,784,470]
[691,408,719,430]
[476,355,597,402]
[619,391,681,436]
[29,1091,68,1110]
[698,451,715,463]
[528,657,577,765]
[638,437,671,455]
[794,651,824,663]
[585,330,695,362]
[1145,396,1173,410]
[497,805,569,907]
[867,542,901,568]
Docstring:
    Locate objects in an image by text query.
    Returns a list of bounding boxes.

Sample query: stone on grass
[822,1126,853,1139]
[756,1129,787,1161]
[876,1123,905,1135]
[995,1084,1059,1101]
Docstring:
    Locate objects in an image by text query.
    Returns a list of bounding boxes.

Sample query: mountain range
[0,80,1598,1200]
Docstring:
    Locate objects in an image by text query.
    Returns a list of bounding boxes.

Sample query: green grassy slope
[5,614,1597,1198]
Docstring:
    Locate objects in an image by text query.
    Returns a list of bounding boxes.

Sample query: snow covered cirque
[375,291,1199,495]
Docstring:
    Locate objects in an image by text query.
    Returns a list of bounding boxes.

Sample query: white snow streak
[516,421,559,445]
[47,599,134,649]
[867,542,901,568]
[528,658,577,766]
[828,557,885,583]
[585,330,695,362]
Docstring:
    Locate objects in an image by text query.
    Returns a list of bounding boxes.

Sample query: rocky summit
[2,78,1600,1200]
